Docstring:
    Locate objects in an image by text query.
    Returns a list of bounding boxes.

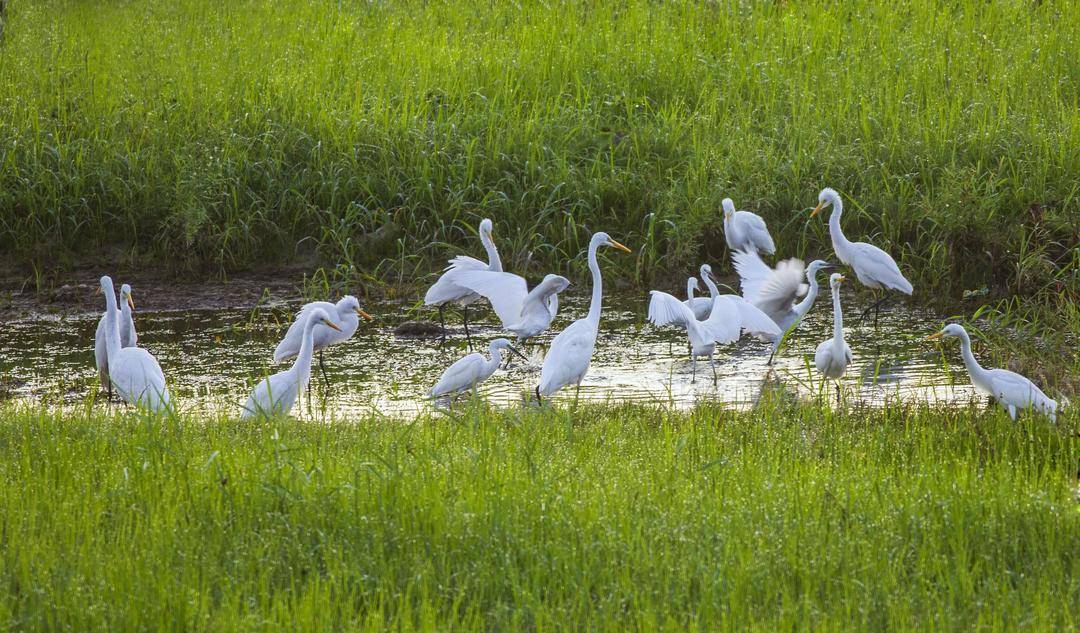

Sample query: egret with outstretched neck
[98,276,170,413]
[94,282,137,398]
[814,273,852,403]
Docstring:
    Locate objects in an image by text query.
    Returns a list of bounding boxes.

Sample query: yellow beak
[608,239,632,253]
[125,293,135,310]
[324,320,343,332]
[836,275,845,283]
[355,307,373,321]
[810,202,825,218]
[924,331,945,342]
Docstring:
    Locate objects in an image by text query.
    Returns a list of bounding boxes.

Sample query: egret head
[924,323,966,342]
[807,260,833,275]
[722,198,735,219]
[98,275,114,296]
[479,218,494,241]
[829,273,845,288]
[338,295,373,320]
[592,231,632,253]
[811,187,840,218]
[699,263,715,281]
[688,277,701,292]
[120,284,135,310]
[312,308,342,332]
[541,274,570,293]
[491,337,529,361]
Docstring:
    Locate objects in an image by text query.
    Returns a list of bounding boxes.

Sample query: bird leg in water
[438,306,447,345]
[859,293,890,328]
[534,385,542,404]
[711,353,718,386]
[318,351,330,390]
[835,382,841,405]
[691,356,697,384]
[463,305,473,351]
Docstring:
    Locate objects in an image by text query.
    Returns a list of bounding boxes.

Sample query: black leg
[711,353,718,386]
[835,383,841,405]
[463,305,473,350]
[691,357,697,384]
[535,385,542,404]
[438,305,447,345]
[318,351,330,389]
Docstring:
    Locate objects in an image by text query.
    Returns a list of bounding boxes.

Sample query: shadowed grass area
[0,0,1077,303]
[0,401,1076,629]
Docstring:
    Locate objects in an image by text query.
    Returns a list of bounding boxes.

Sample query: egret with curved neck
[424,218,502,347]
[99,276,170,413]
[813,273,852,403]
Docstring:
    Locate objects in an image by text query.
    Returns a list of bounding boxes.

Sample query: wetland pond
[0,290,984,418]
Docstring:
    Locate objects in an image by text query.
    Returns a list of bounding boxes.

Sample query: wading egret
[424,218,502,346]
[242,308,340,419]
[925,324,1058,421]
[273,295,372,386]
[98,276,170,413]
[683,277,712,320]
[698,265,782,341]
[536,232,631,401]
[723,198,775,255]
[814,273,852,402]
[732,251,834,362]
[455,271,570,343]
[428,338,528,402]
[94,282,137,397]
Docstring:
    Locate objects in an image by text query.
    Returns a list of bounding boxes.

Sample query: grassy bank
[0,401,1076,630]
[1,0,1077,302]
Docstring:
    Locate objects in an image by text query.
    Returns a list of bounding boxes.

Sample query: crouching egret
[536,232,631,402]
[428,338,528,403]
[424,218,502,346]
[723,198,775,255]
[242,308,341,419]
[94,282,137,398]
[455,271,570,344]
[925,324,1058,422]
[98,276,170,413]
[814,274,852,402]
[273,295,372,386]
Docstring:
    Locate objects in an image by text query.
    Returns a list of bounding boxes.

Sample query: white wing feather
[647,291,698,329]
[455,271,529,327]
[850,242,913,294]
[731,250,774,303]
[736,211,776,255]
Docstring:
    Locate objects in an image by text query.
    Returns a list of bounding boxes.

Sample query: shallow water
[0,293,984,418]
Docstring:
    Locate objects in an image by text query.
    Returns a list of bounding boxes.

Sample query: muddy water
[0,294,982,418]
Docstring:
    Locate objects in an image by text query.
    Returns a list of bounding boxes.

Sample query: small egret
[273,295,372,386]
[814,273,852,402]
[242,308,341,419]
[454,271,570,344]
[424,218,502,346]
[723,198,775,255]
[536,232,631,401]
[428,338,528,403]
[732,251,834,362]
[98,276,170,413]
[683,277,712,320]
[925,324,1058,421]
[94,282,137,398]
[811,188,912,324]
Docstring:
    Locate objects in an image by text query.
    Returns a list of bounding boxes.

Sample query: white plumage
[812,188,912,294]
[273,295,371,363]
[814,274,852,392]
[733,251,834,357]
[454,271,569,342]
[94,282,137,393]
[722,198,775,255]
[98,276,170,413]
[429,338,523,399]
[683,277,713,320]
[424,218,502,340]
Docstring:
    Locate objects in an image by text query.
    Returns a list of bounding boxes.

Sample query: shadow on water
[0,292,984,418]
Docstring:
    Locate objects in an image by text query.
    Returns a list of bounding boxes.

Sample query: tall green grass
[0,0,1077,301]
[0,401,1076,630]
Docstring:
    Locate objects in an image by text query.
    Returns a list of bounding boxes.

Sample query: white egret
[94,282,137,398]
[811,188,912,324]
[242,308,341,419]
[814,273,852,402]
[536,232,631,401]
[98,276,170,413]
[273,295,372,386]
[683,277,712,320]
[428,338,528,403]
[454,271,570,344]
[647,292,741,384]
[698,265,782,341]
[723,198,775,255]
[732,251,834,362]
[424,218,502,346]
[925,324,1058,422]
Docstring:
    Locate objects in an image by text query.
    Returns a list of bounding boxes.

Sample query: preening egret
[273,295,372,386]
[925,324,1058,421]
[98,276,170,413]
[428,338,528,402]
[732,251,834,362]
[94,282,137,397]
[814,273,852,402]
[242,308,341,419]
[811,188,912,324]
[723,198,775,255]
[455,271,570,343]
[536,232,631,401]
[424,218,502,346]
[683,277,712,320]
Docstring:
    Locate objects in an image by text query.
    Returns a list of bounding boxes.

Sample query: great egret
[454,271,570,344]
[723,198,775,255]
[242,308,341,419]
[683,277,712,320]
[814,273,852,402]
[428,338,528,402]
[424,218,502,346]
[698,265,782,341]
[811,188,912,324]
[732,251,834,362]
[925,324,1058,421]
[536,232,631,401]
[94,282,137,398]
[98,276,170,413]
[273,295,372,386]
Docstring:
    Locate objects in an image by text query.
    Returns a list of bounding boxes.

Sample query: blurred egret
[98,276,170,413]
[723,198,775,255]
[683,276,712,320]
[424,218,501,346]
[273,295,372,386]
[455,271,570,344]
[814,273,852,402]
[94,282,137,398]
[428,338,528,403]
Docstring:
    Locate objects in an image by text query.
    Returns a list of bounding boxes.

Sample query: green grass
[0,400,1076,630]
[1,0,1077,304]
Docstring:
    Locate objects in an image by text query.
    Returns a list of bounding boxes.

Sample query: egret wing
[731,296,783,338]
[754,258,806,321]
[731,250,774,303]
[445,255,488,271]
[851,242,913,294]
[431,353,486,396]
[737,211,776,255]
[455,271,529,327]
[700,297,741,344]
[647,291,697,328]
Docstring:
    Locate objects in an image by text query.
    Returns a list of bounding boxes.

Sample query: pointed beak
[355,307,373,321]
[608,239,632,253]
[324,320,343,332]
[509,346,529,362]
[924,331,945,342]
[125,294,135,310]
[836,275,845,283]
[810,202,825,218]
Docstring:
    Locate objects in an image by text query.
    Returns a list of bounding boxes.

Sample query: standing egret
[242,308,341,419]
[732,251,834,362]
[536,232,631,401]
[273,295,372,386]
[698,265,782,341]
[428,338,528,403]
[811,188,912,325]
[424,218,502,346]
[683,277,713,320]
[723,198,775,255]
[94,282,137,398]
[814,273,852,402]
[925,324,1058,421]
[454,271,570,344]
[98,276,170,413]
